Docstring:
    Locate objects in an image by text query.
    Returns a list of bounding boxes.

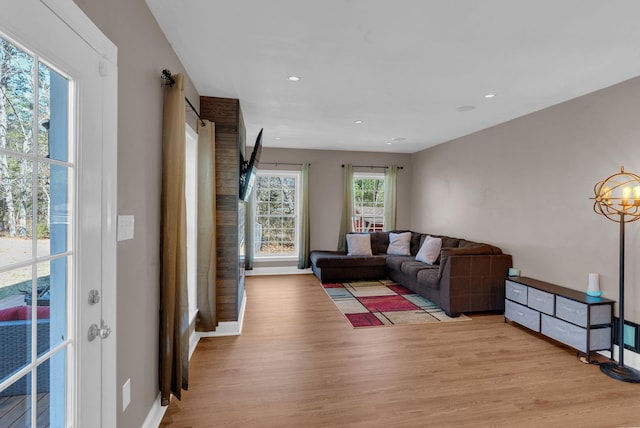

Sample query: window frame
[252,169,301,261]
[352,171,385,233]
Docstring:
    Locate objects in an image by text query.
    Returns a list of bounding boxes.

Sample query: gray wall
[72,1,200,427]
[410,75,640,322]
[258,147,413,251]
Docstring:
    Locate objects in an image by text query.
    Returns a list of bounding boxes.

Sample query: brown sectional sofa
[310,231,512,317]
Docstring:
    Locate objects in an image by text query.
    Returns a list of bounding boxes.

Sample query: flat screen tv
[239,128,263,201]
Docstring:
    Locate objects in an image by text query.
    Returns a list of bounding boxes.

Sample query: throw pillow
[386,231,411,255]
[416,235,442,264]
[346,234,373,256]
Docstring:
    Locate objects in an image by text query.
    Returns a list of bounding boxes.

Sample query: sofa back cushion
[440,236,461,249]
[369,231,390,254]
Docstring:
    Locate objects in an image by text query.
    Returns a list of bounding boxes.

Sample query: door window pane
[0,372,32,424]
[0,40,34,156]
[0,155,34,252]
[39,63,68,162]
[38,163,70,257]
[0,266,32,386]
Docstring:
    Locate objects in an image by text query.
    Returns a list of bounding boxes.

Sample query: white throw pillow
[346,234,373,256]
[387,232,411,256]
[416,235,442,264]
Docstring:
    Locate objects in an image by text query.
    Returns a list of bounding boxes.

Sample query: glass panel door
[0,34,71,428]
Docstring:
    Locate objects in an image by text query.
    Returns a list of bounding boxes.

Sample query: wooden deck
[0,393,50,427]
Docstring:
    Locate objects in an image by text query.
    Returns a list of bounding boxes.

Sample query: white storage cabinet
[504,277,614,361]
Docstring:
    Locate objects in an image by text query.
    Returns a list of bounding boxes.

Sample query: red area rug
[321,279,470,328]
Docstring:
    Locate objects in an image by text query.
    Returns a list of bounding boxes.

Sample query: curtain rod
[161,69,205,127]
[260,162,308,167]
[342,164,404,170]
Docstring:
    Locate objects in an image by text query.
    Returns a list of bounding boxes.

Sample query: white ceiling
[146,0,640,154]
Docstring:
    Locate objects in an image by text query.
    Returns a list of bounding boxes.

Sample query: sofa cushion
[409,232,423,255]
[310,251,387,268]
[401,261,431,278]
[416,235,442,264]
[440,236,461,249]
[387,232,411,255]
[386,254,415,271]
[369,232,390,255]
[346,234,372,256]
[417,268,440,290]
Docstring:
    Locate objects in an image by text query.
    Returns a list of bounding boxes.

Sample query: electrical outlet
[122,378,131,411]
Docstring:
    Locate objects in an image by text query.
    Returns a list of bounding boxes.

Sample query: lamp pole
[595,169,640,383]
[618,213,625,368]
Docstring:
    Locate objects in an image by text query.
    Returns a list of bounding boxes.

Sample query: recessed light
[386,142,393,145]
[354,120,363,124]
[275,137,281,140]
[287,75,300,82]
[456,105,476,112]
[391,137,406,142]
[484,93,496,99]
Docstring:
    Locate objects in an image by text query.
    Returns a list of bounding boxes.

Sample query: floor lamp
[592,166,640,383]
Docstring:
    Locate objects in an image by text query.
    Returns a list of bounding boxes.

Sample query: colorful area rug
[322,279,470,328]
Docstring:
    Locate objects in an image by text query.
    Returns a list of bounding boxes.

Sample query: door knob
[88,320,112,341]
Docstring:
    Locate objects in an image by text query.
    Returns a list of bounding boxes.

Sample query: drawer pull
[516,311,524,316]
[556,326,567,333]
[561,305,576,313]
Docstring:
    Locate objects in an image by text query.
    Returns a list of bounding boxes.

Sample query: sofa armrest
[437,253,513,315]
[438,246,503,278]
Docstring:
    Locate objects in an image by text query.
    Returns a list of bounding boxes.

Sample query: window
[254,171,300,259]
[353,172,385,232]
[184,125,197,322]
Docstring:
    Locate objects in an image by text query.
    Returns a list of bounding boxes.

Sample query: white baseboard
[191,290,246,348]
[598,346,640,371]
[614,345,640,370]
[246,267,312,276]
[141,393,167,428]
[189,326,199,360]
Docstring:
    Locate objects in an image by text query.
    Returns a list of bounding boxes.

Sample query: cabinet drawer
[541,314,611,352]
[505,280,528,305]
[556,296,612,327]
[528,288,554,315]
[505,299,540,332]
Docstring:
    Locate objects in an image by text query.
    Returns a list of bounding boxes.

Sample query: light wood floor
[160,274,640,427]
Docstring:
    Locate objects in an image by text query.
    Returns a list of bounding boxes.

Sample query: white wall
[410,75,640,322]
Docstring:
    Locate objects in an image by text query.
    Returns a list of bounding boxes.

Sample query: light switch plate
[117,215,135,241]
